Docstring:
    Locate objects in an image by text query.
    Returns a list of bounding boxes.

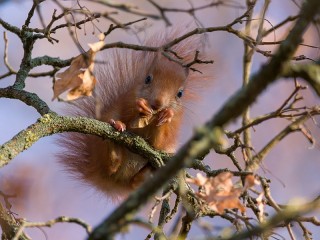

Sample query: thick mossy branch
[13,30,35,89]
[0,18,21,36]
[0,87,51,115]
[0,113,167,169]
[32,55,73,68]
[88,1,320,239]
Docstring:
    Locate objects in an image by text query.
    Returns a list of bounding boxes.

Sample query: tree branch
[245,110,319,171]
[0,113,167,169]
[282,62,320,96]
[0,202,30,240]
[13,216,92,240]
[0,87,51,115]
[0,18,21,36]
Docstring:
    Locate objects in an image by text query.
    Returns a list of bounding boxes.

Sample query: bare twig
[246,109,320,171]
[24,0,45,27]
[103,17,147,37]
[242,0,257,163]
[3,32,15,73]
[13,216,92,240]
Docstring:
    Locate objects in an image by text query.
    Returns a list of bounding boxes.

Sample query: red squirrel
[58,29,209,198]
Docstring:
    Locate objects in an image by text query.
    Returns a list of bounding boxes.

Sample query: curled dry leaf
[130,111,161,129]
[187,172,245,214]
[53,50,96,101]
[188,173,261,214]
[187,173,208,186]
[130,98,161,128]
[130,115,156,128]
[53,34,105,101]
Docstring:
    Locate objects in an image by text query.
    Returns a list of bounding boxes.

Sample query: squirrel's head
[136,54,188,112]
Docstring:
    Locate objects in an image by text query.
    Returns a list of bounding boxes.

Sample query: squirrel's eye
[145,75,152,84]
[177,89,184,98]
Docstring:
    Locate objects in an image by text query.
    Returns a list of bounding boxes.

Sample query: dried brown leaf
[88,33,105,52]
[53,50,96,101]
[53,34,105,101]
[130,105,161,129]
[215,197,246,214]
[186,172,208,186]
[189,172,246,214]
[130,115,156,128]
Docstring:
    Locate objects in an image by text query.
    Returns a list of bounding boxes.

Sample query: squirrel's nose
[151,99,164,111]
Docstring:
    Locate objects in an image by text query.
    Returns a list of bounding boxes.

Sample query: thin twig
[13,216,92,240]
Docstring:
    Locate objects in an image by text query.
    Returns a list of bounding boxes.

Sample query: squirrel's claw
[136,98,153,116]
[157,108,174,126]
[109,119,126,132]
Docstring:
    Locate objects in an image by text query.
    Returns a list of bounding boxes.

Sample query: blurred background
[0,0,319,239]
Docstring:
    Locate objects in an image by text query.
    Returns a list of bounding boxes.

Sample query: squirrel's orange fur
[58,29,209,198]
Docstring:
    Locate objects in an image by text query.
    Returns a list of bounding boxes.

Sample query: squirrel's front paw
[136,98,153,116]
[157,108,174,126]
[109,119,126,132]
